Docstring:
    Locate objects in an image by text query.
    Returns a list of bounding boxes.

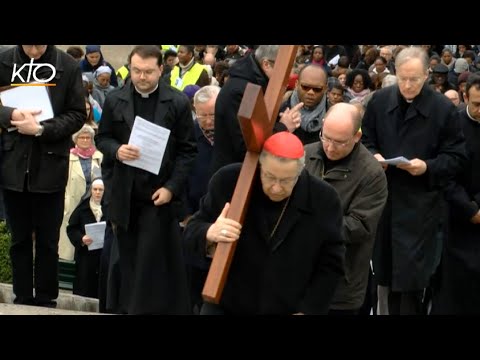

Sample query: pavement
[0,283,100,315]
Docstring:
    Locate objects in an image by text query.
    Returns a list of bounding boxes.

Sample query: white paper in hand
[0,84,54,122]
[85,221,106,251]
[379,156,411,166]
[123,116,171,175]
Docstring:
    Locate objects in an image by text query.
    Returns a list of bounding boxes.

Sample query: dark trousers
[3,189,64,305]
[186,266,209,314]
[388,290,424,315]
[98,221,115,313]
[358,266,376,315]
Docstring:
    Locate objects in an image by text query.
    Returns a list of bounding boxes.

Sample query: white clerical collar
[466,105,480,123]
[134,83,159,98]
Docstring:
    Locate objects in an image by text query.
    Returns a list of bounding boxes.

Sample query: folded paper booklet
[379,156,411,166]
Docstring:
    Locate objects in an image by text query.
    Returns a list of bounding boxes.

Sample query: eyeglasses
[300,83,324,94]
[397,76,424,85]
[196,113,215,120]
[131,68,158,76]
[77,136,91,141]
[320,131,354,148]
[261,170,298,187]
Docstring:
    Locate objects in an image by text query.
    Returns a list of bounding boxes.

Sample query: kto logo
[11,58,56,87]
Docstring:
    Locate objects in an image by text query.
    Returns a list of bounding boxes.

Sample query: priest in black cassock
[96,45,197,314]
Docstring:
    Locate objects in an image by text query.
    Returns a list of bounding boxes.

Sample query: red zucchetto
[263,131,304,159]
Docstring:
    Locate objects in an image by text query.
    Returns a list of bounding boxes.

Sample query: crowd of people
[0,44,479,315]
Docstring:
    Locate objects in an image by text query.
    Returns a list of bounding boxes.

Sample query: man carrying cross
[183,131,345,315]
[210,45,303,175]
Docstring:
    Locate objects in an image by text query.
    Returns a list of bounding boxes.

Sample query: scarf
[290,89,326,133]
[89,198,103,222]
[179,57,195,77]
[347,88,371,102]
[70,145,96,159]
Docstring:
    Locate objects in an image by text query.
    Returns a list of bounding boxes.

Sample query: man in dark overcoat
[433,73,480,314]
[0,45,85,307]
[210,45,302,175]
[361,47,466,314]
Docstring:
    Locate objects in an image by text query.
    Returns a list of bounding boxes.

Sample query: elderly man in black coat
[96,45,197,314]
[361,46,466,315]
[184,131,345,315]
[0,45,86,307]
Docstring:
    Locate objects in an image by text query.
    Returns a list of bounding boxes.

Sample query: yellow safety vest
[170,63,205,91]
[161,45,179,53]
[116,65,129,80]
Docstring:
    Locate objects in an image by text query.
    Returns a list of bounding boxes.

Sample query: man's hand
[152,187,173,206]
[82,235,93,246]
[396,158,427,176]
[471,210,480,224]
[10,109,43,135]
[279,102,303,132]
[206,202,242,243]
[374,153,388,170]
[116,144,140,161]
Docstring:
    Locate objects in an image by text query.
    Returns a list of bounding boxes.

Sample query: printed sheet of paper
[0,84,54,122]
[123,116,171,175]
[85,221,107,251]
[378,156,411,166]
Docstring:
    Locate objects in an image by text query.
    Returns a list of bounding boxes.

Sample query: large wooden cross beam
[202,45,298,304]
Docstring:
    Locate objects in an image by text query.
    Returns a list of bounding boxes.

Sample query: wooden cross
[202,45,299,304]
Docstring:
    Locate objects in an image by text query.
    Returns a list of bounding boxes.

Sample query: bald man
[305,103,388,315]
[444,89,460,106]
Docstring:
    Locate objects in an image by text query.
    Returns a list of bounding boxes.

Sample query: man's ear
[354,129,362,143]
[261,59,270,72]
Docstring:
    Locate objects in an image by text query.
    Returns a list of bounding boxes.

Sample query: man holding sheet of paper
[0,45,86,308]
[96,45,197,314]
[361,47,466,315]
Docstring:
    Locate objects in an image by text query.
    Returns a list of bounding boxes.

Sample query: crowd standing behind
[0,44,478,314]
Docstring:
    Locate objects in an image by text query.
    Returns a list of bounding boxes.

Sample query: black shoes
[13,296,57,308]
[13,296,36,306]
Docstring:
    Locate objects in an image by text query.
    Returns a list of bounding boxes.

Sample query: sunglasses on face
[300,83,324,93]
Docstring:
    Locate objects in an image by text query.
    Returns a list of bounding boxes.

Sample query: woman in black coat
[67,178,106,298]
